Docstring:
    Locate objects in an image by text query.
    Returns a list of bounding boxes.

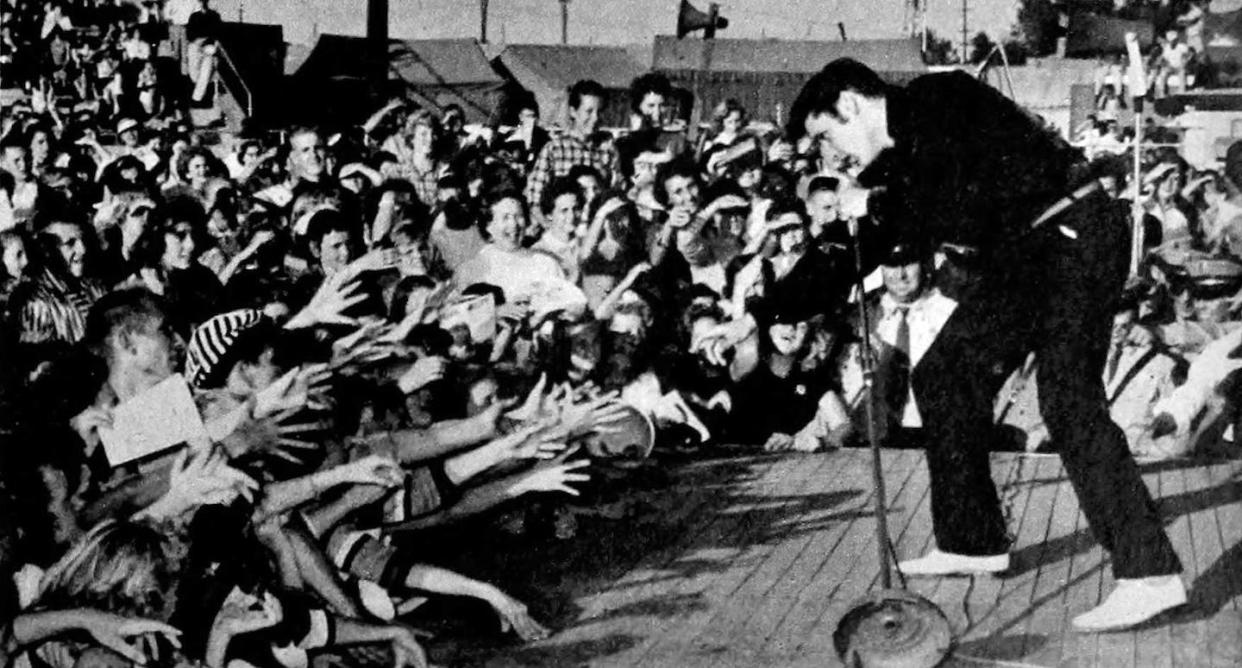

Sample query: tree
[922,29,957,66]
[1015,0,1063,57]
[1002,40,1029,66]
[970,31,997,64]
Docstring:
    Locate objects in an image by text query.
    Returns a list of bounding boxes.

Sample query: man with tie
[789,58,1185,631]
[865,243,956,447]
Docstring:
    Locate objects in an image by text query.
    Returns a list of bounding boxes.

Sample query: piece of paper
[440,294,497,343]
[98,374,209,466]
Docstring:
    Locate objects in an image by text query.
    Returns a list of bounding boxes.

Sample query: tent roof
[496,44,646,90]
[651,36,924,74]
[390,38,503,85]
[294,35,502,85]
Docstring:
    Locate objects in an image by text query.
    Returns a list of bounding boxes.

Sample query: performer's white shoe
[897,548,1010,576]
[1071,575,1187,632]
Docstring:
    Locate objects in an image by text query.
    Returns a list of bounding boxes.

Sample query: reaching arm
[593,262,652,321]
[7,609,181,667]
[362,100,404,137]
[331,618,427,667]
[255,455,401,523]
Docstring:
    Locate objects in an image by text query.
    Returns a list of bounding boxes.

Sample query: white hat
[115,117,140,135]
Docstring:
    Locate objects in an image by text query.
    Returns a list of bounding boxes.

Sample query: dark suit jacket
[858,71,1084,282]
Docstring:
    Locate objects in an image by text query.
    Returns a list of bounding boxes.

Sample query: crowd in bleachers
[1087,0,1209,105]
[2,1,1242,666]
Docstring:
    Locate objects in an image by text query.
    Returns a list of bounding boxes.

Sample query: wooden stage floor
[436,449,1242,667]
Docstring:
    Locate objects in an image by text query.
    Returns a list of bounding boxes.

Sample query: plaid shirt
[402,160,443,209]
[524,134,621,211]
[382,135,444,208]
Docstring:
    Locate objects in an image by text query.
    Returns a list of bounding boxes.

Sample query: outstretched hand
[489,421,567,461]
[335,454,404,487]
[513,456,591,498]
[214,589,283,637]
[166,447,259,508]
[78,611,182,666]
[486,592,551,642]
[287,272,368,329]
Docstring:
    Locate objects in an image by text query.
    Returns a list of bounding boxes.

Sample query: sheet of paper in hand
[440,294,497,342]
[98,374,209,466]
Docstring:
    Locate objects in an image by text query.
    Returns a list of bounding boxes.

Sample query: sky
[209,0,1022,48]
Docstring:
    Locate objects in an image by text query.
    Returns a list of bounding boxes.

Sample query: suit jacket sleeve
[861,72,1082,267]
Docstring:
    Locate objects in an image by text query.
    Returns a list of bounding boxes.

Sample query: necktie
[887,305,912,415]
[1105,344,1123,383]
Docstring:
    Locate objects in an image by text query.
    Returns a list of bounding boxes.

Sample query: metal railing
[214,42,253,118]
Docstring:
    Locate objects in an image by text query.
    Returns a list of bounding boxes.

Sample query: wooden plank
[907,454,1020,662]
[1204,457,1242,668]
[1171,461,1218,668]
[884,450,940,612]
[757,449,926,662]
[548,455,796,650]
[475,452,1242,667]
[672,449,917,665]
[576,454,790,604]
[632,448,861,666]
[776,447,939,668]
[683,449,927,666]
[945,455,1065,664]
[1134,464,1177,668]
[605,449,843,666]
[926,455,1027,668]
[1094,463,1167,668]
[1046,475,1095,668]
[1022,454,1090,667]
[778,449,986,665]
[1208,458,1242,614]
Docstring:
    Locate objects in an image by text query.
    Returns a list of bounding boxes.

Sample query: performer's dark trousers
[911,192,1182,579]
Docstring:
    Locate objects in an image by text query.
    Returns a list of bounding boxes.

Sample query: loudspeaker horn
[676,0,728,39]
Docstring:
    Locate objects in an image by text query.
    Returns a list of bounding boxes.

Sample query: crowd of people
[1,0,1241,666]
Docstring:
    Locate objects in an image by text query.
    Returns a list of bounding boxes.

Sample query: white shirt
[455,244,587,318]
[874,288,957,427]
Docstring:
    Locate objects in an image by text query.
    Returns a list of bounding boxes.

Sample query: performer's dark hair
[787,58,889,140]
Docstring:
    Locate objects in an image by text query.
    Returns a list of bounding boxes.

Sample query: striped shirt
[18,269,106,345]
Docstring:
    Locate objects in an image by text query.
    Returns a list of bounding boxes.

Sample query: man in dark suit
[788,59,1184,631]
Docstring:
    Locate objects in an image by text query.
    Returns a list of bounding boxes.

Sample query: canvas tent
[493,44,647,129]
[651,36,925,126]
[290,35,505,123]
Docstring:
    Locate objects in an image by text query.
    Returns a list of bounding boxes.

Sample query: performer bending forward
[789,59,1184,632]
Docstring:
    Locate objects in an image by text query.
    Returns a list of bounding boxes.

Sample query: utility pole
[960,0,969,64]
[559,0,570,44]
[480,0,489,43]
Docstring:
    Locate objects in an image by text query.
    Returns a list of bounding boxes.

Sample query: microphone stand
[849,217,894,590]
[832,216,951,668]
